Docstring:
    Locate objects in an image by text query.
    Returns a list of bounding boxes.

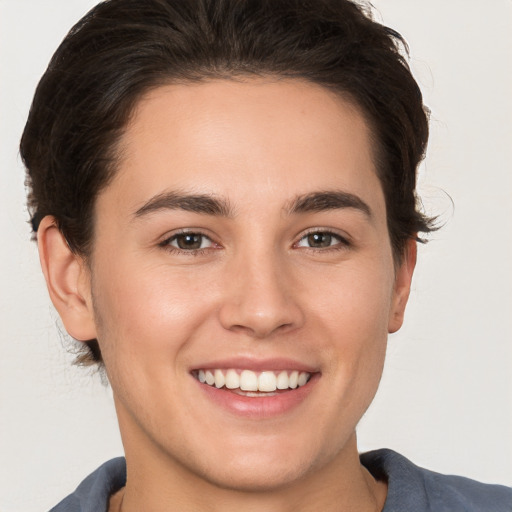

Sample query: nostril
[218,299,304,338]
[224,320,295,339]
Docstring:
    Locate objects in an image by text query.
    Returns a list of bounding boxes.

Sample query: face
[80,79,413,490]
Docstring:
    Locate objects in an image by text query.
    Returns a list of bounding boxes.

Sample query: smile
[194,369,311,394]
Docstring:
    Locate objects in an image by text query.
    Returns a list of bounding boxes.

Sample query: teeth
[276,370,289,389]
[214,369,225,388]
[240,370,258,391]
[258,371,277,392]
[196,368,311,392]
[289,371,299,389]
[297,372,308,387]
[225,369,240,389]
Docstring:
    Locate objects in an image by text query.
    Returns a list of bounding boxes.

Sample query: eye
[295,231,348,249]
[163,232,214,251]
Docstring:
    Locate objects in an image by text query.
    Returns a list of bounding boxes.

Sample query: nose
[218,250,305,339]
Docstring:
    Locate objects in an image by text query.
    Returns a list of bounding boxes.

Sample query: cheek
[309,260,393,391]
[90,259,219,373]
[311,259,394,338]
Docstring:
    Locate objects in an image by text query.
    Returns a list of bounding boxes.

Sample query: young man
[19,0,512,510]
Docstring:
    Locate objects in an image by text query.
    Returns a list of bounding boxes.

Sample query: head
[21,0,432,366]
[21,0,433,497]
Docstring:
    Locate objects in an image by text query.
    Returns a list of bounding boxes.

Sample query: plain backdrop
[1,1,511,510]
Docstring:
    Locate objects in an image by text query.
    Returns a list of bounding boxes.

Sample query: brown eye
[307,232,333,248]
[296,231,348,249]
[167,233,213,251]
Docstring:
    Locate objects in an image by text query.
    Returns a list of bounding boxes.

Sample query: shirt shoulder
[49,457,126,512]
[361,449,512,512]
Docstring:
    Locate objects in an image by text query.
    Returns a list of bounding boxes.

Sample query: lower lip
[195,374,320,419]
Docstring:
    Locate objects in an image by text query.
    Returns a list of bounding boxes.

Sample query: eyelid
[293,227,351,249]
[156,227,351,254]
[158,228,221,254]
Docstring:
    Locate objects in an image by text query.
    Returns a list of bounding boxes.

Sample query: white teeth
[258,371,277,392]
[225,369,240,389]
[214,369,225,388]
[240,370,258,391]
[297,372,308,386]
[276,370,289,389]
[196,368,311,392]
[289,371,299,389]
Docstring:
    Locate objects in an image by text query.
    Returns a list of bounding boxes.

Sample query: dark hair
[21,0,434,366]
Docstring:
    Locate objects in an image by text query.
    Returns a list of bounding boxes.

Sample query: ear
[37,216,97,341]
[388,238,417,334]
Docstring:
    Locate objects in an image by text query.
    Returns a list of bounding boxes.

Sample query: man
[19,0,512,510]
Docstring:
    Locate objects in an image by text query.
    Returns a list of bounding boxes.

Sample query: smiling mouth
[193,368,312,396]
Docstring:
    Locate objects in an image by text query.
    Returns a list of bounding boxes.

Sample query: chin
[197,455,312,492]
[174,429,339,493]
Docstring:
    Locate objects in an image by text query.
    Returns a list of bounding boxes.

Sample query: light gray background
[1,1,511,510]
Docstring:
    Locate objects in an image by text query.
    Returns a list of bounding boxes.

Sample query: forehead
[104,78,385,220]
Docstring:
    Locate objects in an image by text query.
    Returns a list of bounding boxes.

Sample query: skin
[38,78,416,512]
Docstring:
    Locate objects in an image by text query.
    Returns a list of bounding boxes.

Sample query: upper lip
[190,357,319,373]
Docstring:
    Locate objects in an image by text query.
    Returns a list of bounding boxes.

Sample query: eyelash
[159,229,350,256]
[159,230,217,256]
[294,229,351,252]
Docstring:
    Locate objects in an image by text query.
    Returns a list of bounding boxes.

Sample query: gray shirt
[50,449,512,511]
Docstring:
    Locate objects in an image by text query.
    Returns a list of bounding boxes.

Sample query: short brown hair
[21,0,434,365]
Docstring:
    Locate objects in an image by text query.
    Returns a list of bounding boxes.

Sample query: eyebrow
[133,189,371,220]
[133,191,234,218]
[286,191,372,218]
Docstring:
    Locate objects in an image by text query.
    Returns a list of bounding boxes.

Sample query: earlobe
[37,216,97,341]
[388,238,417,334]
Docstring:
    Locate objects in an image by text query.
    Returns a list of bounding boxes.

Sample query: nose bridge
[219,240,303,338]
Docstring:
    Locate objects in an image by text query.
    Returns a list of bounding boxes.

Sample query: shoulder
[361,449,512,512]
[49,457,126,512]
